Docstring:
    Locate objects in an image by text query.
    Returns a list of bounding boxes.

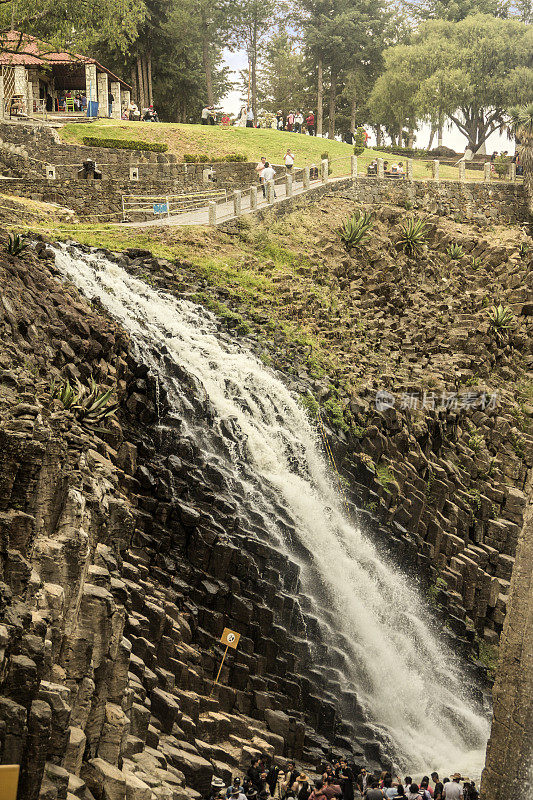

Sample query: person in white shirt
[201,106,210,124]
[295,112,304,133]
[261,162,276,197]
[256,156,266,195]
[284,149,294,171]
[442,775,463,800]
[246,107,254,127]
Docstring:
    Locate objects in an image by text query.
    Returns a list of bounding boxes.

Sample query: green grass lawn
[60,119,488,180]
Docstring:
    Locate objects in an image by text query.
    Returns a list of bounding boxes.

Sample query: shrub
[493,155,509,178]
[446,243,464,260]
[82,136,168,152]
[183,152,247,163]
[487,304,515,343]
[353,126,366,156]
[338,210,374,249]
[374,145,429,158]
[471,256,483,269]
[6,233,30,255]
[518,242,530,257]
[397,217,429,256]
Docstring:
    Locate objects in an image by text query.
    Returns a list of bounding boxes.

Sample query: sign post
[0,765,20,800]
[212,627,240,692]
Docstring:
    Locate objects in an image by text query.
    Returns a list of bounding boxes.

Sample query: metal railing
[121,189,228,221]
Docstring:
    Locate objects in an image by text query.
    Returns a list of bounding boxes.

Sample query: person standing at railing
[262,162,276,197]
[284,149,294,172]
[256,156,266,196]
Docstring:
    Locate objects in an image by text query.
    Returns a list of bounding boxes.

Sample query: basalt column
[480,474,533,800]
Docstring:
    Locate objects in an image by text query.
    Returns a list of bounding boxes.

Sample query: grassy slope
[29,199,532,409]
[60,120,485,180]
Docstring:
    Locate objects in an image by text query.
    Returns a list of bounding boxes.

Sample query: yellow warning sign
[220,627,240,649]
[0,765,20,800]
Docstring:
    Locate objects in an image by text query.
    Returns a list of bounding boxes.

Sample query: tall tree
[260,29,309,116]
[371,14,533,153]
[299,0,389,139]
[233,0,278,122]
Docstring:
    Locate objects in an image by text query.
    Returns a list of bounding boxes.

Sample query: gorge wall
[0,190,531,799]
[0,237,409,800]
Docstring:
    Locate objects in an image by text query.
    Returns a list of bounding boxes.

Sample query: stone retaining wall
[336,178,527,225]
[0,176,254,220]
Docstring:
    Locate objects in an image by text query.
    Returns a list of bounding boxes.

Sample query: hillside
[59,120,483,180]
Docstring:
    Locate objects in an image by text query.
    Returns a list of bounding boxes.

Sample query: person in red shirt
[306,111,315,136]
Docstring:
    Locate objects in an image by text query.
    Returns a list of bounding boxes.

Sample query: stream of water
[53,244,490,778]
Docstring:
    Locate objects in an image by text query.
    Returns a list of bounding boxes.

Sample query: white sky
[221,47,514,154]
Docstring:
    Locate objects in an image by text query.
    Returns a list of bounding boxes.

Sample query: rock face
[0,239,386,800]
[0,223,530,799]
[480,481,533,800]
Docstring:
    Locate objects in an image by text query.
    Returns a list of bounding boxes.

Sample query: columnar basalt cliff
[480,480,533,800]
[0,238,400,800]
[0,191,531,799]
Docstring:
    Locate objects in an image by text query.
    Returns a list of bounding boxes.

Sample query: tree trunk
[131,66,137,106]
[147,52,153,106]
[137,56,145,109]
[142,56,149,110]
[251,19,257,123]
[375,125,382,147]
[328,67,337,140]
[437,117,443,147]
[350,96,356,135]
[201,12,214,107]
[317,55,323,137]
[427,125,435,150]
[408,128,414,149]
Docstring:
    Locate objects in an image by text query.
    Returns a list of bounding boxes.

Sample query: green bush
[493,155,509,178]
[82,136,168,152]
[374,145,429,158]
[353,126,366,156]
[184,152,247,163]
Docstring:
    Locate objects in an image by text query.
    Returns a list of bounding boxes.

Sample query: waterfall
[52,244,490,778]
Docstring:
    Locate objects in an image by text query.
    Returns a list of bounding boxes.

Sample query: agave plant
[518,242,530,257]
[396,217,429,256]
[51,377,119,427]
[471,256,483,269]
[338,210,374,250]
[446,243,464,260]
[6,233,30,256]
[487,305,515,343]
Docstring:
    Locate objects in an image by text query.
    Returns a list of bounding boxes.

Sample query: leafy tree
[232,0,280,123]
[372,14,533,153]
[0,0,145,54]
[260,29,309,116]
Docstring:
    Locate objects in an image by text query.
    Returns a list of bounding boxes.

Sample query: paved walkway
[122,174,348,228]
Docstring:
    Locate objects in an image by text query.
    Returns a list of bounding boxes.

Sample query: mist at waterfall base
[53,244,490,778]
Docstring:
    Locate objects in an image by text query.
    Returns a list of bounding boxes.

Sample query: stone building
[0,30,131,120]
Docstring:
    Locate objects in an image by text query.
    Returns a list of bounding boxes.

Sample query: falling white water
[53,244,490,778]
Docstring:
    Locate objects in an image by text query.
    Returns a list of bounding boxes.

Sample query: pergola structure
[0,31,131,119]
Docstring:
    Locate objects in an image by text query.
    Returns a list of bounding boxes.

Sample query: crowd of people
[208,758,480,800]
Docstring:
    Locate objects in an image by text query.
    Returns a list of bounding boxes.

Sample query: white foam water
[53,244,490,777]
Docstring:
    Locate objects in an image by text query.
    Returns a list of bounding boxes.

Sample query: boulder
[81,758,127,800]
